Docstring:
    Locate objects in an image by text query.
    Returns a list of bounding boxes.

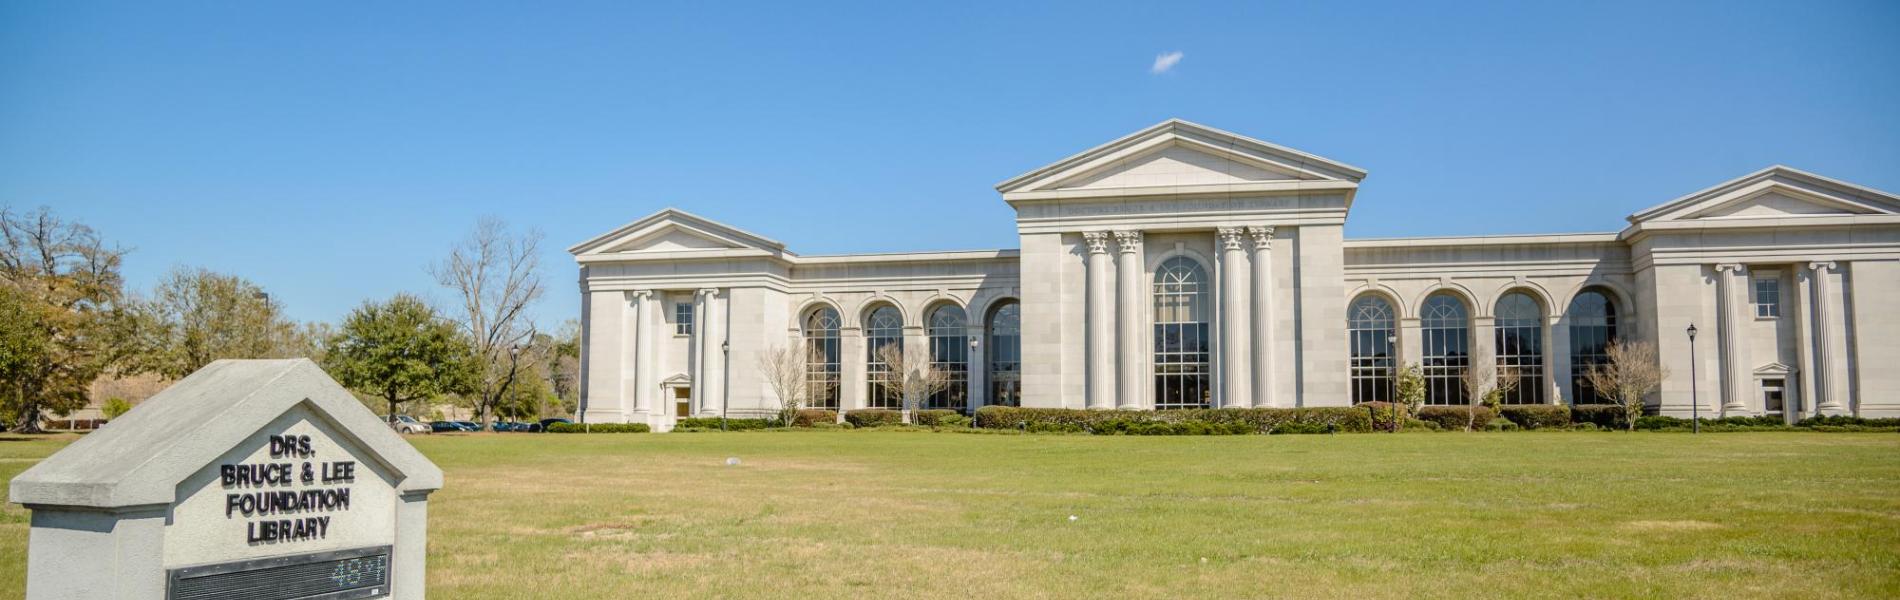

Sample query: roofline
[566,207,788,255]
[1345,232,1621,249]
[994,118,1368,192]
[1626,165,1900,224]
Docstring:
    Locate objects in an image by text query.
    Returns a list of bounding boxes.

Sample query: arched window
[926,304,968,410]
[864,305,904,409]
[802,307,841,410]
[1153,256,1210,409]
[1568,290,1617,404]
[1420,294,1470,405]
[986,301,1021,407]
[1495,292,1544,404]
[1348,294,1397,403]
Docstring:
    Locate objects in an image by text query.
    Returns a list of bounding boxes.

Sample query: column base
[580,408,626,424]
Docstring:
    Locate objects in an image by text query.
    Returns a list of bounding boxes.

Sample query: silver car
[382,415,431,435]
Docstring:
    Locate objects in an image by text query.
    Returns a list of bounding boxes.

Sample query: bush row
[545,422,650,433]
[839,409,970,428]
[971,406,1373,434]
[674,417,773,430]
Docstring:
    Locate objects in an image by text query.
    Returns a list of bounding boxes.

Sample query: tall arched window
[926,304,968,410]
[1421,294,1470,405]
[1495,292,1545,404]
[1348,294,1397,403]
[1153,256,1211,409]
[864,305,904,409]
[987,301,1021,407]
[1568,290,1617,404]
[802,307,841,409]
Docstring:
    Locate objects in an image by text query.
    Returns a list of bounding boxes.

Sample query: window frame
[1753,275,1781,319]
[674,302,695,336]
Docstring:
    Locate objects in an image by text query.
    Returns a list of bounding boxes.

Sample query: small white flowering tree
[755,343,809,427]
[874,343,950,425]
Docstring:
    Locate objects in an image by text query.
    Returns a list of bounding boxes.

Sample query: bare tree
[0,207,135,432]
[430,217,544,427]
[756,343,810,426]
[874,343,949,425]
[1585,340,1668,431]
[1459,347,1520,432]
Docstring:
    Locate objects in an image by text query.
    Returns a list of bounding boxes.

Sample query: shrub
[1799,415,1900,428]
[1484,418,1520,432]
[1498,405,1570,430]
[1566,422,1602,432]
[1404,418,1441,432]
[1570,404,1627,429]
[101,397,132,420]
[1416,406,1493,431]
[972,406,1372,435]
[932,414,973,428]
[1355,401,1403,432]
[844,409,905,428]
[792,409,838,427]
[677,417,770,430]
[546,422,650,433]
[911,409,963,427]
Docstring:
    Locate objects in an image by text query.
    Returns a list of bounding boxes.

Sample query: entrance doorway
[674,387,691,417]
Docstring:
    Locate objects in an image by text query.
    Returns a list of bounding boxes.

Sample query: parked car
[538,418,572,431]
[383,415,431,435]
[491,421,528,432]
[453,420,479,431]
[430,420,477,433]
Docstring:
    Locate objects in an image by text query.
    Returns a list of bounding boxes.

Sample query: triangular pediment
[1754,362,1795,376]
[996,119,1366,196]
[569,208,787,257]
[1629,166,1900,224]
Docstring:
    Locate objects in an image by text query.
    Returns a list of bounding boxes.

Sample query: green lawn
[3,431,1899,599]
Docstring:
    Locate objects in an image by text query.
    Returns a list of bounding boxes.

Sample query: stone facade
[571,119,1900,430]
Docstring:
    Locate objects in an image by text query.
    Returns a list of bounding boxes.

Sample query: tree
[756,343,810,427]
[874,343,950,425]
[1585,340,1668,431]
[1459,347,1520,432]
[1389,363,1426,432]
[431,218,543,427]
[0,207,136,432]
[132,266,304,379]
[100,397,132,420]
[323,294,475,419]
[542,322,581,417]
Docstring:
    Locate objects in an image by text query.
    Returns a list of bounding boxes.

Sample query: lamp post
[720,341,730,431]
[969,337,981,428]
[1687,323,1699,434]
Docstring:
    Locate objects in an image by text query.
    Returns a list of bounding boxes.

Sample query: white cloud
[1150,51,1184,74]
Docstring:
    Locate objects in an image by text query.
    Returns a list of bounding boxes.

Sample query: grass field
[3,431,1899,599]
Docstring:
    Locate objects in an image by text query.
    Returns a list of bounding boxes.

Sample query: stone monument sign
[10,359,443,599]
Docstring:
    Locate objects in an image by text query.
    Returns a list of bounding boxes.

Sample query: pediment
[996,119,1366,198]
[1754,362,1795,376]
[569,208,787,257]
[1629,166,1900,224]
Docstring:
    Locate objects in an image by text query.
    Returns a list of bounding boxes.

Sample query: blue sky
[3,1,1896,327]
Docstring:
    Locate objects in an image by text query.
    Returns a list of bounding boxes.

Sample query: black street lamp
[1686,323,1699,434]
[720,341,730,431]
[969,336,981,427]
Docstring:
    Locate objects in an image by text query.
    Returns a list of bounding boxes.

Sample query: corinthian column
[1247,226,1275,408]
[1714,264,1746,413]
[1217,227,1250,408]
[1114,230,1144,410]
[1084,232,1113,410]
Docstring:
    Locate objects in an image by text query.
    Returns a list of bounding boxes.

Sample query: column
[1247,226,1275,408]
[706,290,726,416]
[1794,266,1817,417]
[1546,314,1568,405]
[1114,230,1145,410]
[693,288,715,415]
[581,290,624,423]
[1084,232,1113,410]
[1810,261,1846,414]
[631,290,655,416]
[1715,264,1746,413]
[1217,227,1250,408]
[840,325,865,413]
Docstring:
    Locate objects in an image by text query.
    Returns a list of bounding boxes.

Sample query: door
[674,387,691,417]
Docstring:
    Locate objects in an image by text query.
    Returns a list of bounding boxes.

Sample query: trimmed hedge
[546,422,650,433]
[972,406,1372,435]
[1799,415,1900,428]
[912,409,963,427]
[1570,404,1628,429]
[844,409,905,428]
[1355,402,1404,432]
[676,417,770,430]
[1499,405,1571,430]
[792,409,838,427]
[1415,406,1495,431]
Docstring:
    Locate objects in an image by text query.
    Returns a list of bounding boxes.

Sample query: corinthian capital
[1217,227,1246,251]
[1247,226,1275,251]
[1082,231,1111,254]
[1112,230,1143,254]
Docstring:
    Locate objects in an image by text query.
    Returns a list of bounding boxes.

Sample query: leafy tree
[1390,363,1427,432]
[0,207,136,432]
[544,321,580,416]
[431,218,543,427]
[323,294,475,419]
[132,266,304,379]
[101,397,132,420]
